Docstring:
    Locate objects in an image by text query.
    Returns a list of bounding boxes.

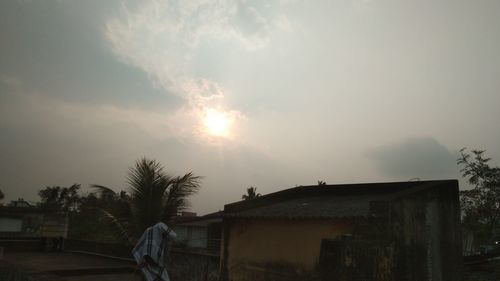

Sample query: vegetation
[36,184,113,241]
[242,186,260,200]
[0,189,4,201]
[38,184,81,212]
[458,148,500,247]
[91,157,201,245]
[67,191,129,242]
[33,158,201,244]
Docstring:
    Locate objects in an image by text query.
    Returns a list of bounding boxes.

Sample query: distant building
[174,211,222,254]
[0,200,68,239]
[40,213,68,239]
[8,198,35,208]
[220,180,462,281]
[179,211,197,217]
[0,201,42,237]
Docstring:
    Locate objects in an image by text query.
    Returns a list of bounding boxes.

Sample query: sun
[203,108,230,137]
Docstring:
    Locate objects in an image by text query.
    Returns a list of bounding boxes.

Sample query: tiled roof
[224,195,375,219]
[174,211,223,226]
[223,180,457,219]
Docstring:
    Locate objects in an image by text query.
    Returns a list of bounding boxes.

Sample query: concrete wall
[223,219,353,281]
[319,238,396,281]
[0,213,43,237]
[0,238,41,252]
[175,225,209,248]
[168,251,220,281]
[387,182,462,281]
[0,218,22,232]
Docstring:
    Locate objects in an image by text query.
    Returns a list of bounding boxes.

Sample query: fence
[64,239,220,281]
[0,238,41,252]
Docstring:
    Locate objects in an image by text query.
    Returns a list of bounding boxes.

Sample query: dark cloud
[367,138,459,180]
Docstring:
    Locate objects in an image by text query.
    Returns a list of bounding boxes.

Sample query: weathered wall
[167,251,220,281]
[0,218,23,232]
[319,238,396,281]
[224,219,353,281]
[432,182,462,280]
[389,182,462,281]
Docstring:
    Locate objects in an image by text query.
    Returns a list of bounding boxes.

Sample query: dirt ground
[1,252,142,281]
[463,259,500,281]
[5,251,496,281]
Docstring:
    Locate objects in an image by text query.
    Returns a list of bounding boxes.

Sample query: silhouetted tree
[93,158,201,245]
[242,186,261,200]
[317,180,327,186]
[458,148,500,245]
[0,189,4,201]
[38,184,81,212]
[68,191,130,242]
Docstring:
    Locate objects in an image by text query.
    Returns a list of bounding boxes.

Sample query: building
[0,201,42,237]
[8,199,35,208]
[220,180,462,281]
[173,211,223,254]
[0,200,68,246]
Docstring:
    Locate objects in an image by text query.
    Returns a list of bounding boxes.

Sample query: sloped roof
[174,211,223,226]
[223,180,458,220]
[224,195,375,219]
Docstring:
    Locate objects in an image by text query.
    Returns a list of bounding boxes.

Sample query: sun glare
[203,109,230,137]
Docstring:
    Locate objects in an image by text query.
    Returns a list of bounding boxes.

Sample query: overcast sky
[1,0,499,214]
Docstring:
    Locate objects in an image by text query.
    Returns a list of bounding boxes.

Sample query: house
[220,180,462,281]
[0,201,42,237]
[8,199,35,208]
[40,213,68,239]
[173,211,223,254]
[0,200,68,241]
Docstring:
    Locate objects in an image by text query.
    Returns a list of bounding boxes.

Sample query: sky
[1,0,499,214]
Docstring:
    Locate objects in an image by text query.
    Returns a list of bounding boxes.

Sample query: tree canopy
[458,148,500,245]
[92,157,201,244]
[242,186,261,200]
[38,184,81,212]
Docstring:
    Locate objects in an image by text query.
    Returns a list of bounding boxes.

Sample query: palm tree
[242,186,261,200]
[92,158,201,245]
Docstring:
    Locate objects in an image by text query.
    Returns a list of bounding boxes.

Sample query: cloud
[104,0,293,141]
[0,75,21,89]
[367,138,458,180]
[0,84,297,211]
[0,74,201,145]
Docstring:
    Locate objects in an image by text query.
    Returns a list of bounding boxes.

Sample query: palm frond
[95,207,132,245]
[126,158,171,233]
[92,158,202,241]
[91,184,117,198]
[162,172,201,223]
